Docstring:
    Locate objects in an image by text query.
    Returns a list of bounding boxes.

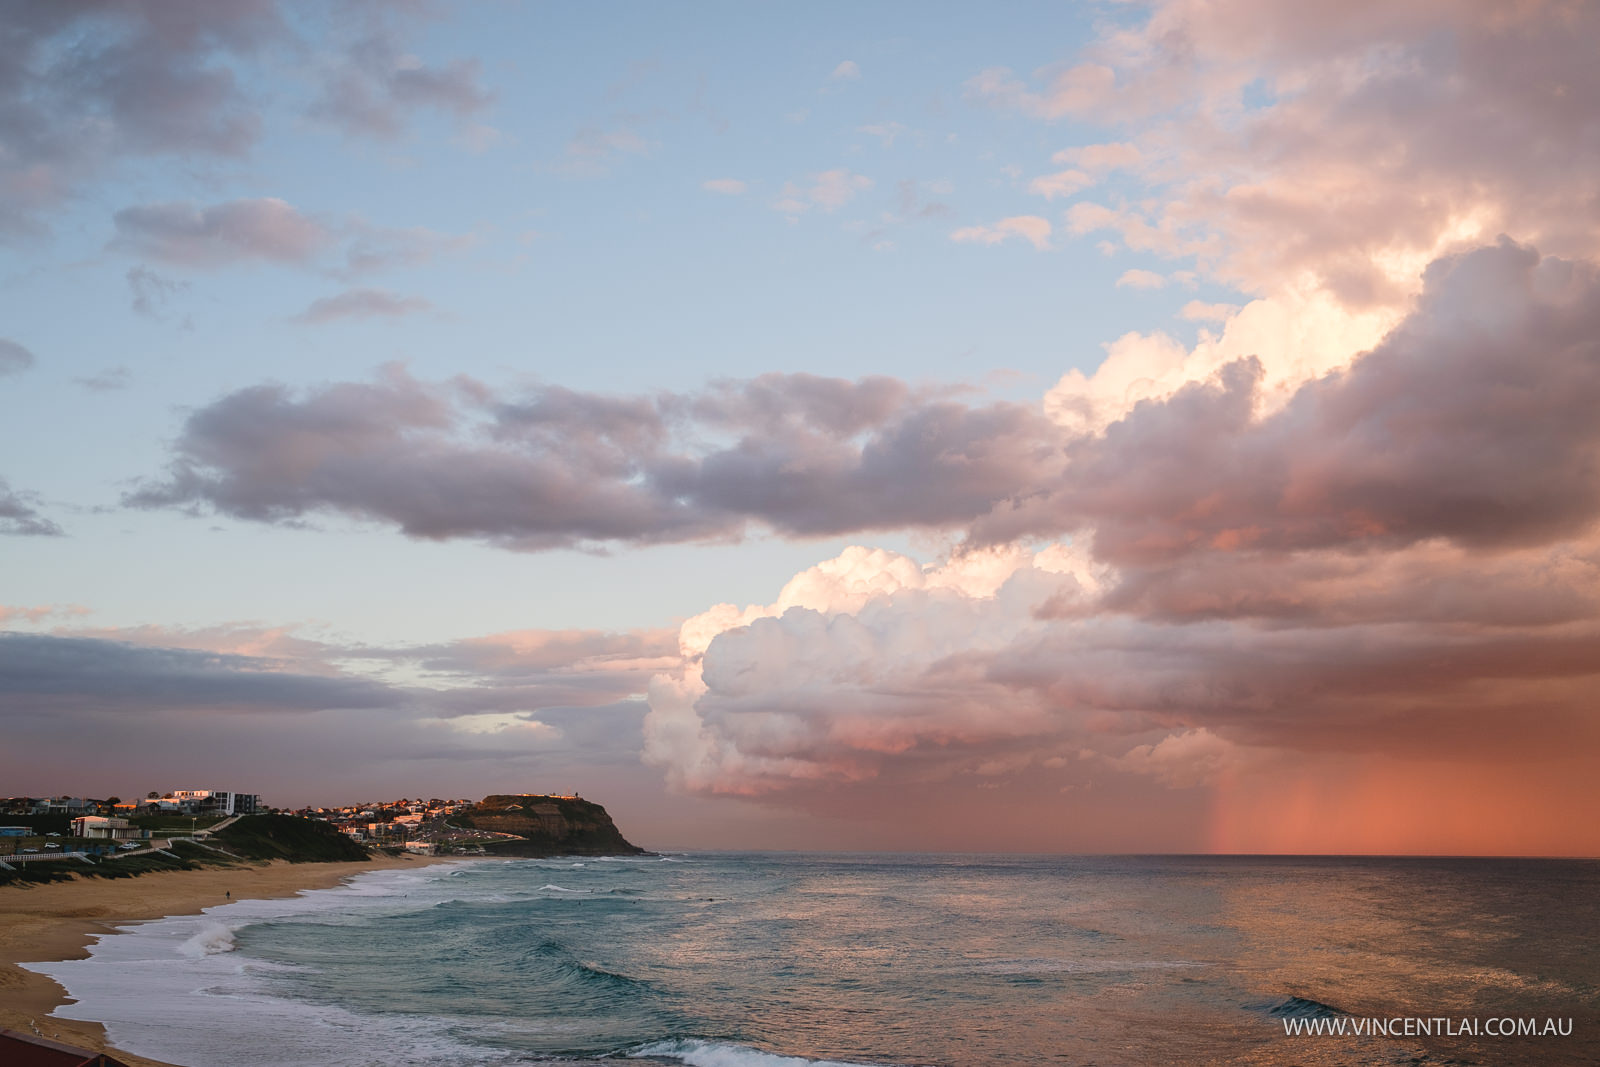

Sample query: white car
[118,842,140,851]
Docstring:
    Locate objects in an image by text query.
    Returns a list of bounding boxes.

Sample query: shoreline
[0,852,457,1067]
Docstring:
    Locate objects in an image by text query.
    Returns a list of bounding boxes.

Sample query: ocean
[27,853,1600,1066]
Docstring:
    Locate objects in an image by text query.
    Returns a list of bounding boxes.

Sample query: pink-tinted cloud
[950,216,1053,250]
[985,1,1600,305]
[109,198,330,266]
[293,288,431,325]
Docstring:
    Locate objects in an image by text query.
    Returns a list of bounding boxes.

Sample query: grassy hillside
[213,814,370,862]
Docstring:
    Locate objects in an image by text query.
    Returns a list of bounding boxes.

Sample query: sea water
[26,854,1600,1066]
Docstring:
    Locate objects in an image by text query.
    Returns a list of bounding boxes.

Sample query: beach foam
[632,1038,893,1067]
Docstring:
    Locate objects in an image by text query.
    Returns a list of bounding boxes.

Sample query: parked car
[118,842,140,851]
[46,832,60,837]
[21,848,38,853]
[44,842,60,850]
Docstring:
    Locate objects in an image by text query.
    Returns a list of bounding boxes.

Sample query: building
[161,791,261,816]
[0,826,29,837]
[69,817,146,841]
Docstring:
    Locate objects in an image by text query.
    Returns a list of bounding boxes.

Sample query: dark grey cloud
[0,632,396,715]
[0,477,62,537]
[0,629,657,811]
[127,369,1064,550]
[0,338,36,376]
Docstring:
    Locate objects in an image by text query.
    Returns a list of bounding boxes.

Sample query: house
[0,1028,131,1066]
[69,817,146,841]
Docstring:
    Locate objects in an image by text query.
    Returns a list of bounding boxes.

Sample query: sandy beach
[0,853,453,1067]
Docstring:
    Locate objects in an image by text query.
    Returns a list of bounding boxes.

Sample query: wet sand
[0,853,452,1067]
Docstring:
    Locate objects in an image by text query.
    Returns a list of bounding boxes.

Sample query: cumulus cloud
[126,368,1062,551]
[631,241,1600,847]
[293,288,431,325]
[950,216,1053,251]
[830,60,861,82]
[109,198,329,266]
[994,243,1600,561]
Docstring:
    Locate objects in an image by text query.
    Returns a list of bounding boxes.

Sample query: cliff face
[454,795,645,857]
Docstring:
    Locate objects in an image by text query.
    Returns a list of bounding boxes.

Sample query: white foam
[632,1038,891,1067]
[178,922,237,958]
[538,883,588,893]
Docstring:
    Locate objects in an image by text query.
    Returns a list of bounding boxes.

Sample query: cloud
[75,367,133,393]
[109,198,330,267]
[0,3,490,239]
[1027,169,1093,200]
[991,2,1600,309]
[0,632,396,715]
[772,170,873,216]
[126,368,1061,551]
[126,265,187,318]
[310,31,491,140]
[1180,301,1238,322]
[950,216,1053,251]
[830,60,861,82]
[0,339,35,376]
[0,627,661,808]
[0,2,278,238]
[702,178,747,196]
[1115,268,1166,290]
[632,242,1600,849]
[339,224,474,278]
[0,477,63,537]
[293,288,431,325]
[856,122,907,147]
[995,242,1600,561]
[0,604,89,626]
[560,119,655,175]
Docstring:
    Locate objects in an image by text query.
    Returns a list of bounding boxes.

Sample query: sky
[2,0,1598,855]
